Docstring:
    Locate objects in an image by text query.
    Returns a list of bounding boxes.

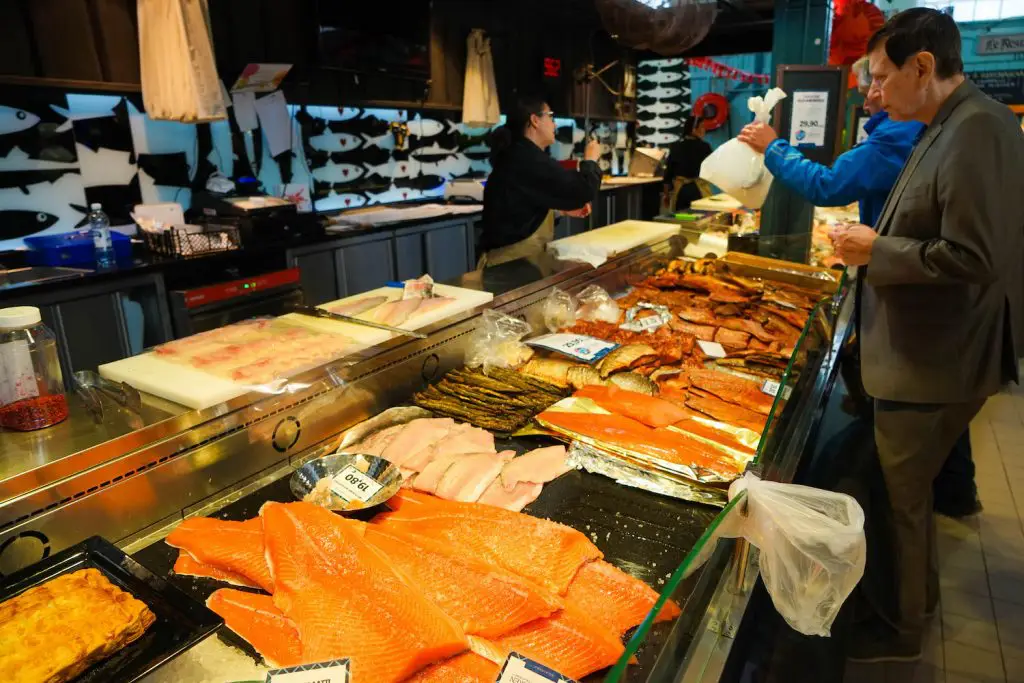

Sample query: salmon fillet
[685,393,768,434]
[173,551,260,588]
[574,385,690,428]
[404,653,500,682]
[262,501,467,681]
[687,368,775,416]
[375,491,602,595]
[206,589,303,668]
[469,605,626,680]
[365,526,563,638]
[565,561,681,635]
[166,516,273,592]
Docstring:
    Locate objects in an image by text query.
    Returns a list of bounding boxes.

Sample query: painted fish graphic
[637,132,681,145]
[419,155,472,177]
[315,192,368,212]
[0,210,60,239]
[407,118,458,138]
[641,118,682,131]
[366,184,423,204]
[395,175,446,192]
[308,132,362,153]
[361,132,396,150]
[638,101,683,115]
[640,86,684,100]
[304,106,361,122]
[0,168,80,194]
[638,70,683,84]
[364,159,418,179]
[310,161,366,183]
[639,58,684,71]
[411,142,460,159]
[0,106,41,136]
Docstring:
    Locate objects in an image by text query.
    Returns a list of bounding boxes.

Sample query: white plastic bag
[542,288,577,332]
[690,473,865,636]
[464,309,534,373]
[576,285,620,323]
[699,88,787,209]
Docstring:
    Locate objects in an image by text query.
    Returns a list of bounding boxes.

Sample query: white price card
[266,658,349,683]
[789,91,829,148]
[497,652,577,683]
[330,466,384,502]
[760,379,793,400]
[696,340,727,358]
[525,333,618,363]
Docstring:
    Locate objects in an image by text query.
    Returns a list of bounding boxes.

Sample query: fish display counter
[0,236,853,683]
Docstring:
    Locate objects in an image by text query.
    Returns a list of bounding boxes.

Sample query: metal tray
[0,536,223,683]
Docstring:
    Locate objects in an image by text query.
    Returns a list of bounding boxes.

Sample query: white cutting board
[99,284,494,409]
[690,194,744,212]
[279,283,494,344]
[548,220,680,260]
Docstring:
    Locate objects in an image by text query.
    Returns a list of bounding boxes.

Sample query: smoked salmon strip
[404,653,500,682]
[375,490,602,595]
[262,501,467,682]
[565,560,681,635]
[365,525,563,638]
[469,605,626,680]
[574,384,690,428]
[166,516,273,592]
[206,589,303,668]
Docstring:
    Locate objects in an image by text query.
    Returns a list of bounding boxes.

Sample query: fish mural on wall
[636,59,694,148]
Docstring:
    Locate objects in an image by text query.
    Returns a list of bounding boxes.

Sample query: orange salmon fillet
[403,653,500,682]
[173,551,260,589]
[166,516,273,592]
[565,560,681,635]
[206,589,303,668]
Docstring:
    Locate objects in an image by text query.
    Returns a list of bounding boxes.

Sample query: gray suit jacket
[860,80,1024,403]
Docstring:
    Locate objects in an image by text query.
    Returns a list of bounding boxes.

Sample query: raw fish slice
[435,451,514,503]
[476,479,543,512]
[375,490,602,595]
[565,560,681,635]
[574,384,691,428]
[382,418,456,468]
[469,605,626,680]
[499,446,571,490]
[430,423,497,458]
[262,501,467,681]
[370,298,423,326]
[347,423,407,456]
[413,453,468,494]
[405,653,500,683]
[166,517,273,592]
[365,526,563,638]
[206,589,303,668]
[173,551,259,588]
[325,295,388,317]
[400,467,419,488]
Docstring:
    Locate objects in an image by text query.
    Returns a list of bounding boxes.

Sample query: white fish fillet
[500,445,571,491]
[380,418,455,467]
[435,451,514,503]
[325,295,389,317]
[476,480,544,512]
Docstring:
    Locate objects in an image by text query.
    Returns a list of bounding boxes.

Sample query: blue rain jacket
[762,112,924,226]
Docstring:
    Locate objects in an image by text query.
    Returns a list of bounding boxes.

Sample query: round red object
[694,93,729,131]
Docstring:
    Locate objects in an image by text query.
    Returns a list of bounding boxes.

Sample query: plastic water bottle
[88,203,115,269]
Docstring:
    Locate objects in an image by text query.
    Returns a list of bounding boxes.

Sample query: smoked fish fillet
[565,560,681,635]
[365,525,563,638]
[574,385,690,428]
[404,653,500,682]
[375,490,602,595]
[173,551,260,588]
[166,516,273,592]
[206,589,303,668]
[469,605,626,680]
[685,393,768,433]
[262,501,467,681]
[687,368,775,416]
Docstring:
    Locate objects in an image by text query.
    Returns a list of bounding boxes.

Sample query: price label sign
[696,340,727,358]
[497,653,577,683]
[266,658,349,683]
[760,379,793,400]
[330,466,384,502]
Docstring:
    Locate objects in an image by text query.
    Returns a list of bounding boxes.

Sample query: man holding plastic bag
[832,9,1024,662]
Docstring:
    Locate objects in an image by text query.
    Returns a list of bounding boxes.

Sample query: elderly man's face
[869,43,931,121]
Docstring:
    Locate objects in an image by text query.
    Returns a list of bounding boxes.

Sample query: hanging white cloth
[463,29,500,128]
[138,0,228,122]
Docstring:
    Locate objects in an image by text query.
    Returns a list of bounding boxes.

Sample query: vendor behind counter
[480,97,601,268]
[663,115,713,212]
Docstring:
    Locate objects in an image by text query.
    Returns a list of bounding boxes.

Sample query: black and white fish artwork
[136,151,190,187]
[83,173,141,226]
[0,210,60,239]
[71,98,135,162]
[395,174,447,192]
[0,168,81,194]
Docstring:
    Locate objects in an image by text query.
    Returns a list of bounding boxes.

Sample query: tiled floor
[847,387,1024,683]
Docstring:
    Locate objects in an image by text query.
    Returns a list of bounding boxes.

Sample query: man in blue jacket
[737,59,980,518]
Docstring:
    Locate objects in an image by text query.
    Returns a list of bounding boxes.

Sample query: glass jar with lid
[0,306,68,431]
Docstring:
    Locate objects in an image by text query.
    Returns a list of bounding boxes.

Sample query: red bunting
[685,57,771,85]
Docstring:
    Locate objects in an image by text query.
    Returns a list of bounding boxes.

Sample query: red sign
[543,57,561,79]
[183,268,301,309]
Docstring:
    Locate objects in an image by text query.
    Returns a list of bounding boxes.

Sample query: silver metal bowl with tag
[290,453,403,513]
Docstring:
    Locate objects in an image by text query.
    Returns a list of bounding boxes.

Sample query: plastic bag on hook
[464,309,534,373]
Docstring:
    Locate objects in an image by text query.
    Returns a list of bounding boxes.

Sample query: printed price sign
[526,333,618,363]
[267,658,349,683]
[696,340,727,358]
[760,379,793,400]
[330,466,384,502]
[789,91,829,148]
[497,653,577,683]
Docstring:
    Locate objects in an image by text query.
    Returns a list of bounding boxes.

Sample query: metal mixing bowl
[290,452,403,513]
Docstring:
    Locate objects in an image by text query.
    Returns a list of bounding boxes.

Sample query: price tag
[525,333,618,363]
[266,658,349,683]
[761,379,793,400]
[497,653,577,683]
[330,465,384,502]
[696,340,727,358]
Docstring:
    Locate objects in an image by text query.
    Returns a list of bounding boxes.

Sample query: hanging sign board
[976,33,1024,55]
[789,91,829,148]
[966,69,1024,106]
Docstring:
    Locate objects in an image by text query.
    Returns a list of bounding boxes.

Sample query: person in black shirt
[662,115,713,212]
[480,97,602,267]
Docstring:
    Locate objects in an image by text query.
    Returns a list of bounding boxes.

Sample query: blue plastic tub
[24,231,133,267]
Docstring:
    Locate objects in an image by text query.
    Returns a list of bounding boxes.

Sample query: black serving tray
[0,535,223,683]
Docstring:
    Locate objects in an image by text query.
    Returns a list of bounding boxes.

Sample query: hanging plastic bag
[465,309,534,373]
[542,288,577,332]
[699,88,787,209]
[576,285,620,323]
[687,472,865,636]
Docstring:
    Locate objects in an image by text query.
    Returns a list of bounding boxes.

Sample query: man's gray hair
[853,56,872,90]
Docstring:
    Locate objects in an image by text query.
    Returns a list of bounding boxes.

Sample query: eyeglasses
[535,111,555,119]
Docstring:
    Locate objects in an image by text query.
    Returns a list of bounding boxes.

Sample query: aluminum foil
[567,442,728,507]
[619,301,672,333]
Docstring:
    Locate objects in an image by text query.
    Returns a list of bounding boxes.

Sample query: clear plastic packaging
[0,306,68,431]
[700,88,787,209]
[542,288,577,332]
[576,285,620,323]
[464,309,534,373]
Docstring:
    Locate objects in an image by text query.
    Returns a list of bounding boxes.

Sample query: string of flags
[685,57,771,85]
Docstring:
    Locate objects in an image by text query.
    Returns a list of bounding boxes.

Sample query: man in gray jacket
[832,8,1024,662]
